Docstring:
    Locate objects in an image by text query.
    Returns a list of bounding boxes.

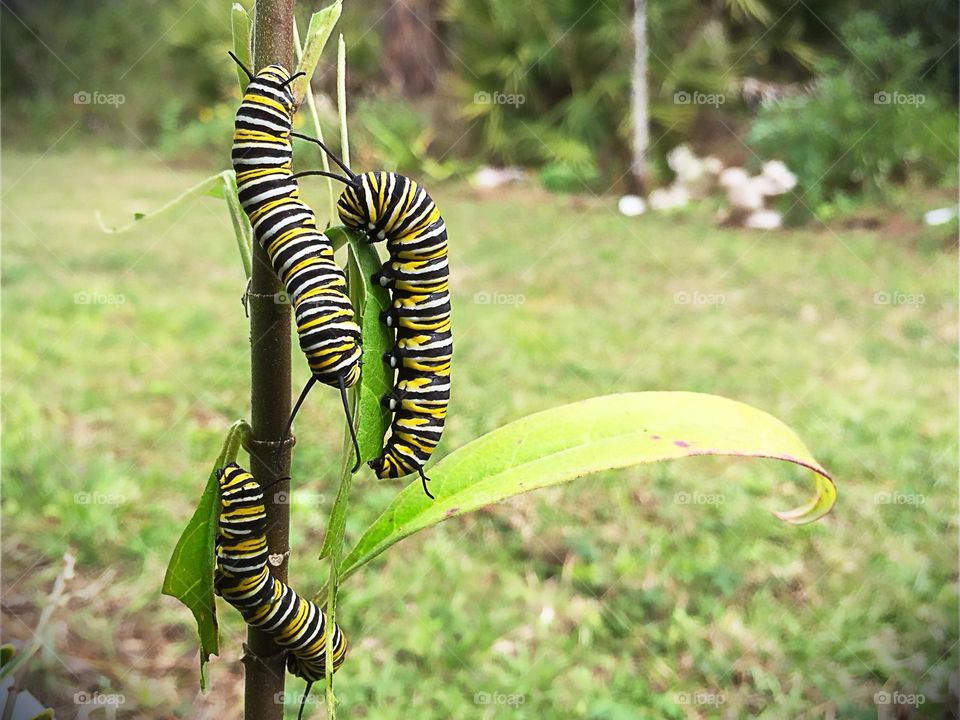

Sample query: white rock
[649,184,690,211]
[761,160,798,194]
[924,207,957,226]
[617,194,647,217]
[744,209,784,229]
[703,156,724,175]
[472,166,525,189]
[719,167,749,189]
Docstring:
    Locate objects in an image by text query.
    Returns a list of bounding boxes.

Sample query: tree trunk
[630,0,651,194]
[383,0,442,96]
[245,2,294,719]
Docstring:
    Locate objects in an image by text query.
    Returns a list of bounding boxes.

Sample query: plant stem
[293,17,339,223]
[245,2,295,719]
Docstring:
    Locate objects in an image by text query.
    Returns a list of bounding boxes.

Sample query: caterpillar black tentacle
[215,463,348,711]
[230,57,363,472]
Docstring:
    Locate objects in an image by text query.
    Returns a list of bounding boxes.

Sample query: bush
[747,12,958,218]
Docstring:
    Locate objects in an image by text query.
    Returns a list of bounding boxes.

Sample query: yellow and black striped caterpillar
[215,463,347,709]
[229,54,362,469]
[294,147,451,498]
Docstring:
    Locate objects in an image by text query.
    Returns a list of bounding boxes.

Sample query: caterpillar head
[228,52,300,114]
[252,65,298,113]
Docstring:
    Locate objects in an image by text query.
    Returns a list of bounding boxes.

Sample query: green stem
[294,18,339,223]
[245,2,295,719]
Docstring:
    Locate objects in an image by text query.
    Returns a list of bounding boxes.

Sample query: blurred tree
[630,0,651,193]
[383,0,443,96]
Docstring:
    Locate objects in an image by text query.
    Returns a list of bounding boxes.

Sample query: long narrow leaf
[333,392,836,585]
[292,1,342,107]
[96,171,230,234]
[293,15,339,221]
[161,420,250,689]
[230,3,253,87]
[222,172,252,279]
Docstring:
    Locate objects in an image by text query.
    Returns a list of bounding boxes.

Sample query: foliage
[747,11,959,218]
[3,150,956,716]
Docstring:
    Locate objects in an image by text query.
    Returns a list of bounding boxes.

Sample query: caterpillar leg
[419,468,435,500]
[241,277,251,318]
[371,262,394,288]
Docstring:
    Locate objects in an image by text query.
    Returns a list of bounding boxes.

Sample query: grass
[2,148,957,718]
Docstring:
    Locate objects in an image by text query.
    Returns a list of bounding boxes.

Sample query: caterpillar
[293,143,451,499]
[215,462,347,716]
[229,53,363,470]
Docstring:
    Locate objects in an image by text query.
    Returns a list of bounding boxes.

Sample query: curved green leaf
[292,1,342,106]
[96,170,231,234]
[335,392,836,584]
[230,3,253,88]
[318,227,391,562]
[161,420,249,689]
[344,229,392,465]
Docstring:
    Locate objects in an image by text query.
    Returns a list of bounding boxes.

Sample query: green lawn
[2,149,957,718]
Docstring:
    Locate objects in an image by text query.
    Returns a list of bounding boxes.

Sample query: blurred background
[2,0,957,717]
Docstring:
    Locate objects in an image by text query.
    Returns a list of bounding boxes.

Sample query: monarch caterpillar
[215,462,347,717]
[293,146,451,499]
[229,53,362,470]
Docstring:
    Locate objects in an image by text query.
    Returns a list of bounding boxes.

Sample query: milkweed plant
[99,2,837,719]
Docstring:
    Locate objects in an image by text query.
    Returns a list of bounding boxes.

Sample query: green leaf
[335,392,836,584]
[317,227,391,564]
[292,1,342,106]
[96,171,230,234]
[230,3,253,88]
[222,172,252,280]
[0,644,14,668]
[161,420,250,689]
[342,227,392,465]
[293,15,340,221]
